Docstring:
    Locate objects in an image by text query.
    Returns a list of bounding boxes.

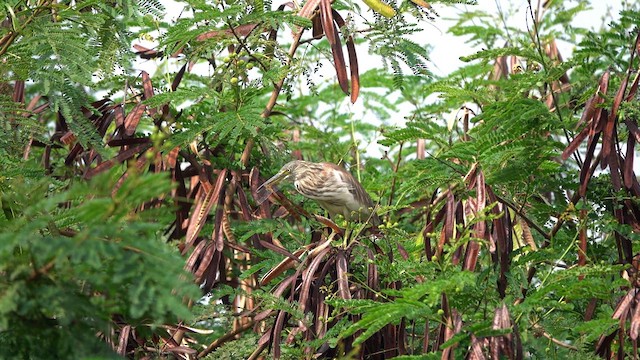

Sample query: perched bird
[257,160,380,226]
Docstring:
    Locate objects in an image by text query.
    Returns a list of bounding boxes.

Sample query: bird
[257,160,381,226]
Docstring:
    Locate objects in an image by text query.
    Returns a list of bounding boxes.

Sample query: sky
[146,1,624,80]
[136,1,628,156]
[428,1,623,77]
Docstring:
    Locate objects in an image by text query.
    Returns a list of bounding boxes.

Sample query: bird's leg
[343,220,369,248]
[343,226,352,248]
[342,221,367,248]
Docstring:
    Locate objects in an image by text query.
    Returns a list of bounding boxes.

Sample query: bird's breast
[294,179,349,202]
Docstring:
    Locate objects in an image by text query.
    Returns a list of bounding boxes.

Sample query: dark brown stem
[28,259,55,280]
[241,29,306,168]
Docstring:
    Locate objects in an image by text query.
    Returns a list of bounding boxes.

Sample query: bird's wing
[328,163,374,208]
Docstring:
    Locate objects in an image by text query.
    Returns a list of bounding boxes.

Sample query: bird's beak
[255,171,287,205]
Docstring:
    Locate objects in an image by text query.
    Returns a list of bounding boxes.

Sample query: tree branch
[198,319,257,358]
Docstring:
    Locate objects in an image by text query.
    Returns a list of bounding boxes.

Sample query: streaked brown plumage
[258,160,380,226]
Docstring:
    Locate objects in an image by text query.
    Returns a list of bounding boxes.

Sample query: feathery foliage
[3,0,640,358]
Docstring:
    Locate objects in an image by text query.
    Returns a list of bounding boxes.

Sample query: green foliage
[0,1,155,151]
[328,1,640,357]
[204,333,261,359]
[332,269,477,345]
[0,168,200,358]
[3,0,640,357]
[163,91,267,152]
[362,14,432,88]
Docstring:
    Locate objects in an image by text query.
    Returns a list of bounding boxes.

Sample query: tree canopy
[2,0,640,358]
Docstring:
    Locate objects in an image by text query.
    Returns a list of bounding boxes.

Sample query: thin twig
[28,259,55,280]
[532,324,579,351]
[247,341,269,360]
[226,20,270,73]
[197,320,256,358]
[525,0,582,169]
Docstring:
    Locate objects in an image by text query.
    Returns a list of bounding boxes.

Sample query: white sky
[136,1,627,156]
[429,1,623,77]
[145,1,623,80]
